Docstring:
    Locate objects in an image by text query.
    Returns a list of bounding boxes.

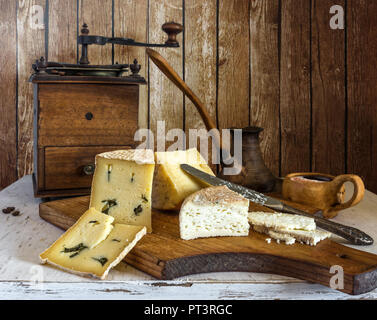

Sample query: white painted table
[1,176,377,300]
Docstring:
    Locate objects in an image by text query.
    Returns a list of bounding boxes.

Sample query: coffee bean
[12,211,20,217]
[2,207,15,214]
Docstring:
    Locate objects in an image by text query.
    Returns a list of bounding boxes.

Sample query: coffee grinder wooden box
[31,70,146,198]
[30,22,182,198]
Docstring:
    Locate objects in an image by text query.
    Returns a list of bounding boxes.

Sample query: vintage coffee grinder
[31,22,183,198]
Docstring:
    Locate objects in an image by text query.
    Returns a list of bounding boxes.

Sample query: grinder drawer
[37,84,139,146]
[44,146,131,190]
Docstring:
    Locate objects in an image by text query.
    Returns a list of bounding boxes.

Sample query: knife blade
[180,164,374,246]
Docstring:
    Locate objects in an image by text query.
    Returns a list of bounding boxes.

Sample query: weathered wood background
[1,0,377,193]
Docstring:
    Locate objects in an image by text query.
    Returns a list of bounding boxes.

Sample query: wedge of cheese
[40,208,146,279]
[152,148,215,210]
[179,186,250,240]
[90,149,155,233]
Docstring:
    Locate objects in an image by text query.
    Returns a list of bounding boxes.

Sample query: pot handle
[330,174,365,211]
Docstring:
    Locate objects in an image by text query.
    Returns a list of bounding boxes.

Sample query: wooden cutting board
[39,196,377,295]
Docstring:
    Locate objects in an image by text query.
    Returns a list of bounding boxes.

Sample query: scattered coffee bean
[2,207,15,214]
[12,211,20,217]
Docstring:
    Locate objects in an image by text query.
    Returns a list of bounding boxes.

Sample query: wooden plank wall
[249,0,280,176]
[347,0,377,193]
[311,0,346,176]
[1,0,377,194]
[0,0,18,189]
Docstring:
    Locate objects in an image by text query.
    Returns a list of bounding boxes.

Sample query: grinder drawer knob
[83,164,95,176]
[85,112,94,120]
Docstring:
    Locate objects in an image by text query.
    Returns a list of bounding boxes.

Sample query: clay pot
[218,127,277,193]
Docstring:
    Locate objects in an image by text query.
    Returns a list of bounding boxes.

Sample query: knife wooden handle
[281,204,374,246]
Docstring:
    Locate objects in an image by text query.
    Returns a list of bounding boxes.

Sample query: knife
[181,164,374,246]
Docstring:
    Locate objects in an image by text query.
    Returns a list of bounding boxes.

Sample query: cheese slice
[40,208,146,279]
[253,224,330,246]
[279,228,331,246]
[152,148,216,210]
[249,211,331,246]
[248,211,316,231]
[179,186,250,240]
[90,149,155,233]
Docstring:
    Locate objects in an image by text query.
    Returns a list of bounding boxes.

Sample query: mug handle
[330,174,365,211]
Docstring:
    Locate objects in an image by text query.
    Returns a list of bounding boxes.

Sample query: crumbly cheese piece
[179,186,250,240]
[248,211,316,231]
[252,216,331,246]
[152,148,216,211]
[90,149,155,233]
[254,225,296,245]
[40,208,146,280]
[269,230,296,245]
[272,228,331,246]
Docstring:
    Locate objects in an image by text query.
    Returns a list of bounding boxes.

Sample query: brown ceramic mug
[282,173,365,219]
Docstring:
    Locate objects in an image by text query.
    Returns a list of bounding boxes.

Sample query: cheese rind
[97,149,155,164]
[90,149,155,232]
[152,148,216,210]
[179,186,250,240]
[40,208,146,279]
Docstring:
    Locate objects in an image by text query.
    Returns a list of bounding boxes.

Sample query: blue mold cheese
[40,208,146,279]
[90,149,155,233]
